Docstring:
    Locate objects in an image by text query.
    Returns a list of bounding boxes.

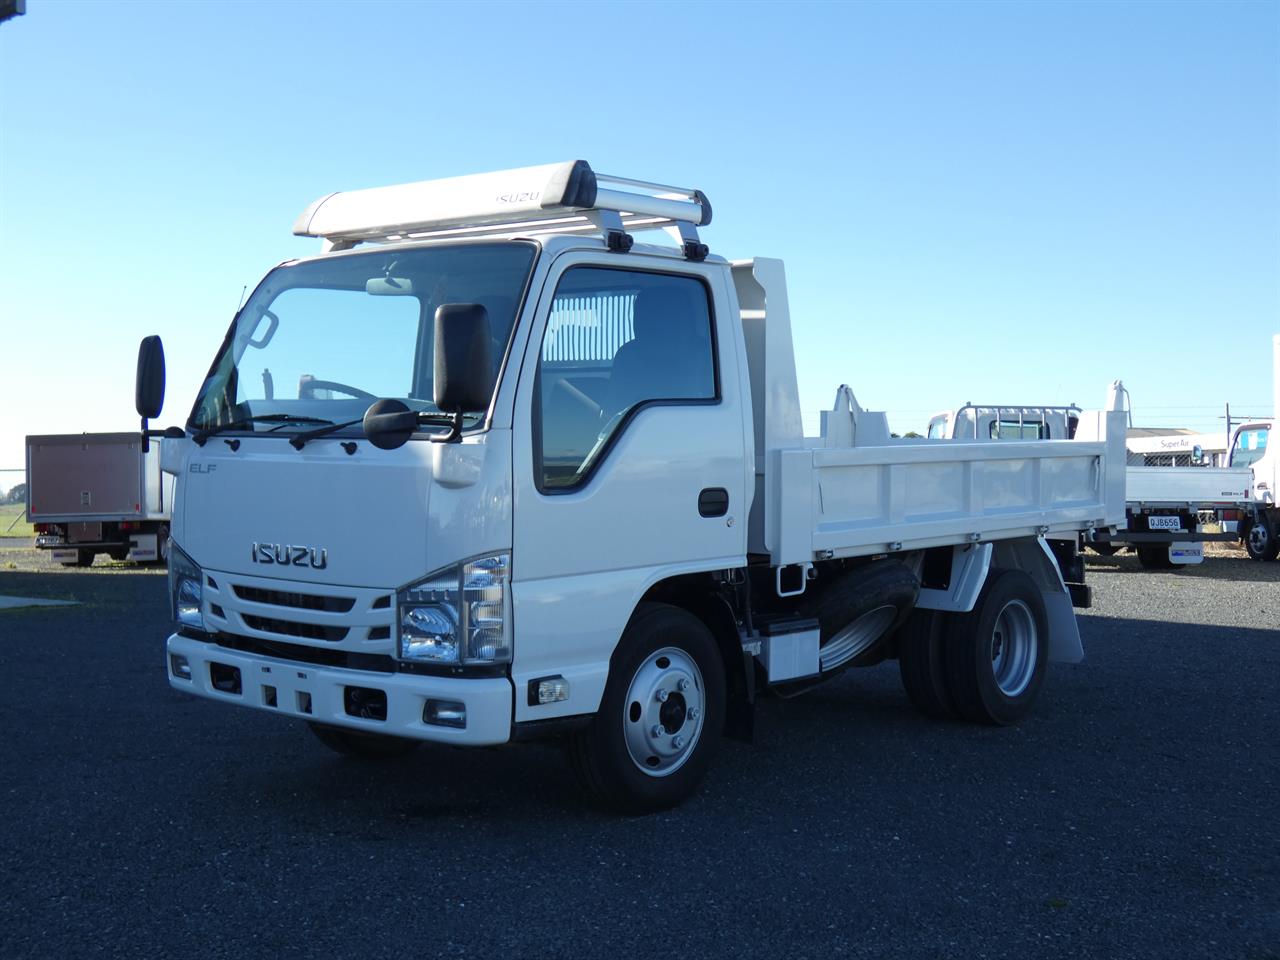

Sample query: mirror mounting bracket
[428,410,466,444]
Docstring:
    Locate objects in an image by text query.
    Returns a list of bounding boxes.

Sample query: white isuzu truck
[138,162,1127,811]
[1221,334,1279,561]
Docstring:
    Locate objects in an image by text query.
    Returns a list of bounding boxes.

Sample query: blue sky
[1,0,1277,480]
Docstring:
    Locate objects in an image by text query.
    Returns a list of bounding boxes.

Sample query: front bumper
[167,633,514,746]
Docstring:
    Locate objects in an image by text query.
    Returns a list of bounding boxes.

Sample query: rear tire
[897,608,956,720]
[570,603,725,814]
[308,723,421,759]
[1137,546,1176,570]
[944,569,1048,726]
[1244,515,1280,562]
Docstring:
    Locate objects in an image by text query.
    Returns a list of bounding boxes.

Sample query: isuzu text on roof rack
[136,161,1127,812]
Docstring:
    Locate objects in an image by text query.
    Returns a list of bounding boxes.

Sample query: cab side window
[535,268,716,490]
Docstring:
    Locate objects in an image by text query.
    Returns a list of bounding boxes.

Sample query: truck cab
[1227,419,1278,560]
[926,405,1080,442]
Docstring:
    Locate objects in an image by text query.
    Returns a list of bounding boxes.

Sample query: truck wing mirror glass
[433,303,493,414]
[136,335,166,419]
[362,398,419,451]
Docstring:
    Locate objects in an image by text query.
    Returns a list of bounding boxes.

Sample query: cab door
[509,252,749,721]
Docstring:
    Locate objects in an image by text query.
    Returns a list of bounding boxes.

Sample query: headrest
[632,287,695,341]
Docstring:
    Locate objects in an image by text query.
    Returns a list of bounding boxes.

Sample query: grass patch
[0,503,33,539]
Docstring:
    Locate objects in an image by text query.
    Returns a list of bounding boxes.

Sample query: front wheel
[1244,515,1280,562]
[570,603,725,814]
[944,569,1048,726]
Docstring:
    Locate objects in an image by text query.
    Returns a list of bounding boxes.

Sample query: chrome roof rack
[293,160,712,260]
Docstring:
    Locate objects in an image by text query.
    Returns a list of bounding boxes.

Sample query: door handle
[698,488,729,518]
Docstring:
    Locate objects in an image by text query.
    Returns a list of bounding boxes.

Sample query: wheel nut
[672,735,685,750]
[687,708,700,721]
[650,724,665,739]
[656,689,669,702]
[677,678,690,692]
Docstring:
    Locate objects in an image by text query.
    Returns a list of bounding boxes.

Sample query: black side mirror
[136,335,166,419]
[136,335,167,451]
[362,398,419,451]
[434,304,493,414]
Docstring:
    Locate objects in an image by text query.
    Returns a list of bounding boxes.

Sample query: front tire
[1244,515,1280,562]
[308,723,421,759]
[944,569,1048,726]
[570,603,725,814]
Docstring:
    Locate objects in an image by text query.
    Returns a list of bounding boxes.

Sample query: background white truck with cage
[926,395,1261,568]
[136,161,1127,811]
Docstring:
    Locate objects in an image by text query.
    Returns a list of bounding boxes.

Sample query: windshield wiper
[289,418,363,450]
[192,414,333,446]
[289,410,484,450]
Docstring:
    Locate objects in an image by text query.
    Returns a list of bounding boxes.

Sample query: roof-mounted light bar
[292,160,712,259]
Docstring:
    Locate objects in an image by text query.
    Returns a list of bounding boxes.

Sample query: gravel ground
[0,544,1276,960]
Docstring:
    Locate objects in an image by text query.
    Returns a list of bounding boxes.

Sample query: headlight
[397,554,511,665]
[168,543,206,631]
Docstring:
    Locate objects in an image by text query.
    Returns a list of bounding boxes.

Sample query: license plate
[1148,516,1183,531]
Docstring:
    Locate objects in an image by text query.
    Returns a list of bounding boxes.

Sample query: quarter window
[535,268,716,490]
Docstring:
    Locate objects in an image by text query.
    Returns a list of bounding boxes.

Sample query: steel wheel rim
[1248,523,1269,553]
[622,646,705,778]
[990,599,1038,697]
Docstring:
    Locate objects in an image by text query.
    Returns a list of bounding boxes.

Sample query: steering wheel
[298,379,376,401]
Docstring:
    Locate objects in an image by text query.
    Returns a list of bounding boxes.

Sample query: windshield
[190,242,537,436]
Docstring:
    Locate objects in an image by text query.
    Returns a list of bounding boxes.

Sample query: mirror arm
[139,419,184,453]
[427,410,466,444]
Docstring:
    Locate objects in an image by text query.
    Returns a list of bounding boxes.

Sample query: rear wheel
[944,569,1048,726]
[897,608,956,720]
[1244,515,1279,562]
[1137,546,1176,570]
[308,723,421,759]
[570,603,725,814]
